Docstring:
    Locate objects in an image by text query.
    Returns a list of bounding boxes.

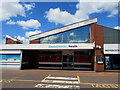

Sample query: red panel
[51,55,62,62]
[39,55,62,62]
[74,55,91,63]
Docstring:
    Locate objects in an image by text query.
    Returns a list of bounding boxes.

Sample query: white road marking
[47,76,77,80]
[43,80,79,84]
[35,76,79,89]
[35,84,80,89]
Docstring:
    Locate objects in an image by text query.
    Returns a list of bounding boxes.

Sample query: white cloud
[0,2,25,21]
[41,36,57,43]
[70,32,74,36]
[48,36,57,41]
[6,20,16,24]
[25,30,42,37]
[24,3,35,11]
[17,19,41,29]
[45,8,82,25]
[107,9,118,17]
[80,0,118,16]
[1,0,20,2]
[45,0,118,25]
[0,1,35,21]
[6,19,41,30]
[0,39,6,44]
[15,36,29,44]
[114,26,120,30]
[76,1,118,15]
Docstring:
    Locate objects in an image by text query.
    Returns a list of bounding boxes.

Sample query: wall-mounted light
[96,45,99,48]
[98,45,101,49]
[96,45,101,49]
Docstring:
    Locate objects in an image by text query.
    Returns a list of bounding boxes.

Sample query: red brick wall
[6,38,22,44]
[6,38,16,44]
[90,24,104,71]
[30,39,39,44]
[90,24,96,43]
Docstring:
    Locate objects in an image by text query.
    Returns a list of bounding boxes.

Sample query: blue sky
[0,0,119,43]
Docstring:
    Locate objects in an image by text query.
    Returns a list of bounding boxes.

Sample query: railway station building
[0,18,120,71]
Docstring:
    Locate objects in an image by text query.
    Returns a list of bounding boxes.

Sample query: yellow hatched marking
[0,79,13,83]
[81,83,120,86]
[41,74,51,82]
[80,83,120,88]
[80,83,118,85]
[77,76,81,84]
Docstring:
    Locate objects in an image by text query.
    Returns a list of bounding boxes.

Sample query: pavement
[0,69,119,89]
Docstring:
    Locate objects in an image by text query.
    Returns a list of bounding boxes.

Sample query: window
[97,56,103,64]
[0,54,21,62]
[40,25,90,44]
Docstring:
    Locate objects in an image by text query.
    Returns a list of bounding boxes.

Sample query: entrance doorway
[21,50,39,69]
[62,55,74,69]
[21,50,93,70]
[105,55,120,70]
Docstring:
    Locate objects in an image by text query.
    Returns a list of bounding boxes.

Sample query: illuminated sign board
[48,45,78,48]
[48,45,67,48]
[0,43,94,50]
[104,44,120,54]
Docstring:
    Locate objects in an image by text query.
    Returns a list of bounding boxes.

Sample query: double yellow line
[14,74,51,82]
[0,74,52,83]
[77,76,119,88]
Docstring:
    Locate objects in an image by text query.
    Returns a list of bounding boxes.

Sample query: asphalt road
[0,69,119,89]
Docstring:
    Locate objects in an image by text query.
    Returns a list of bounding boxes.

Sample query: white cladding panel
[0,50,21,54]
[30,18,97,40]
[0,43,95,50]
[104,44,120,54]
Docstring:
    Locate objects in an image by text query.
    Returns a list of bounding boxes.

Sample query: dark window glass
[74,51,90,55]
[38,51,62,55]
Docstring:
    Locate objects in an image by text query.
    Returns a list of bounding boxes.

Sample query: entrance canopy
[0,43,95,50]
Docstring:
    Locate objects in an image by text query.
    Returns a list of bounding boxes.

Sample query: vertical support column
[90,24,104,71]
[20,50,23,70]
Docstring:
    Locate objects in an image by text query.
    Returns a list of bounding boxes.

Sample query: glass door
[105,55,120,70]
[62,55,74,69]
